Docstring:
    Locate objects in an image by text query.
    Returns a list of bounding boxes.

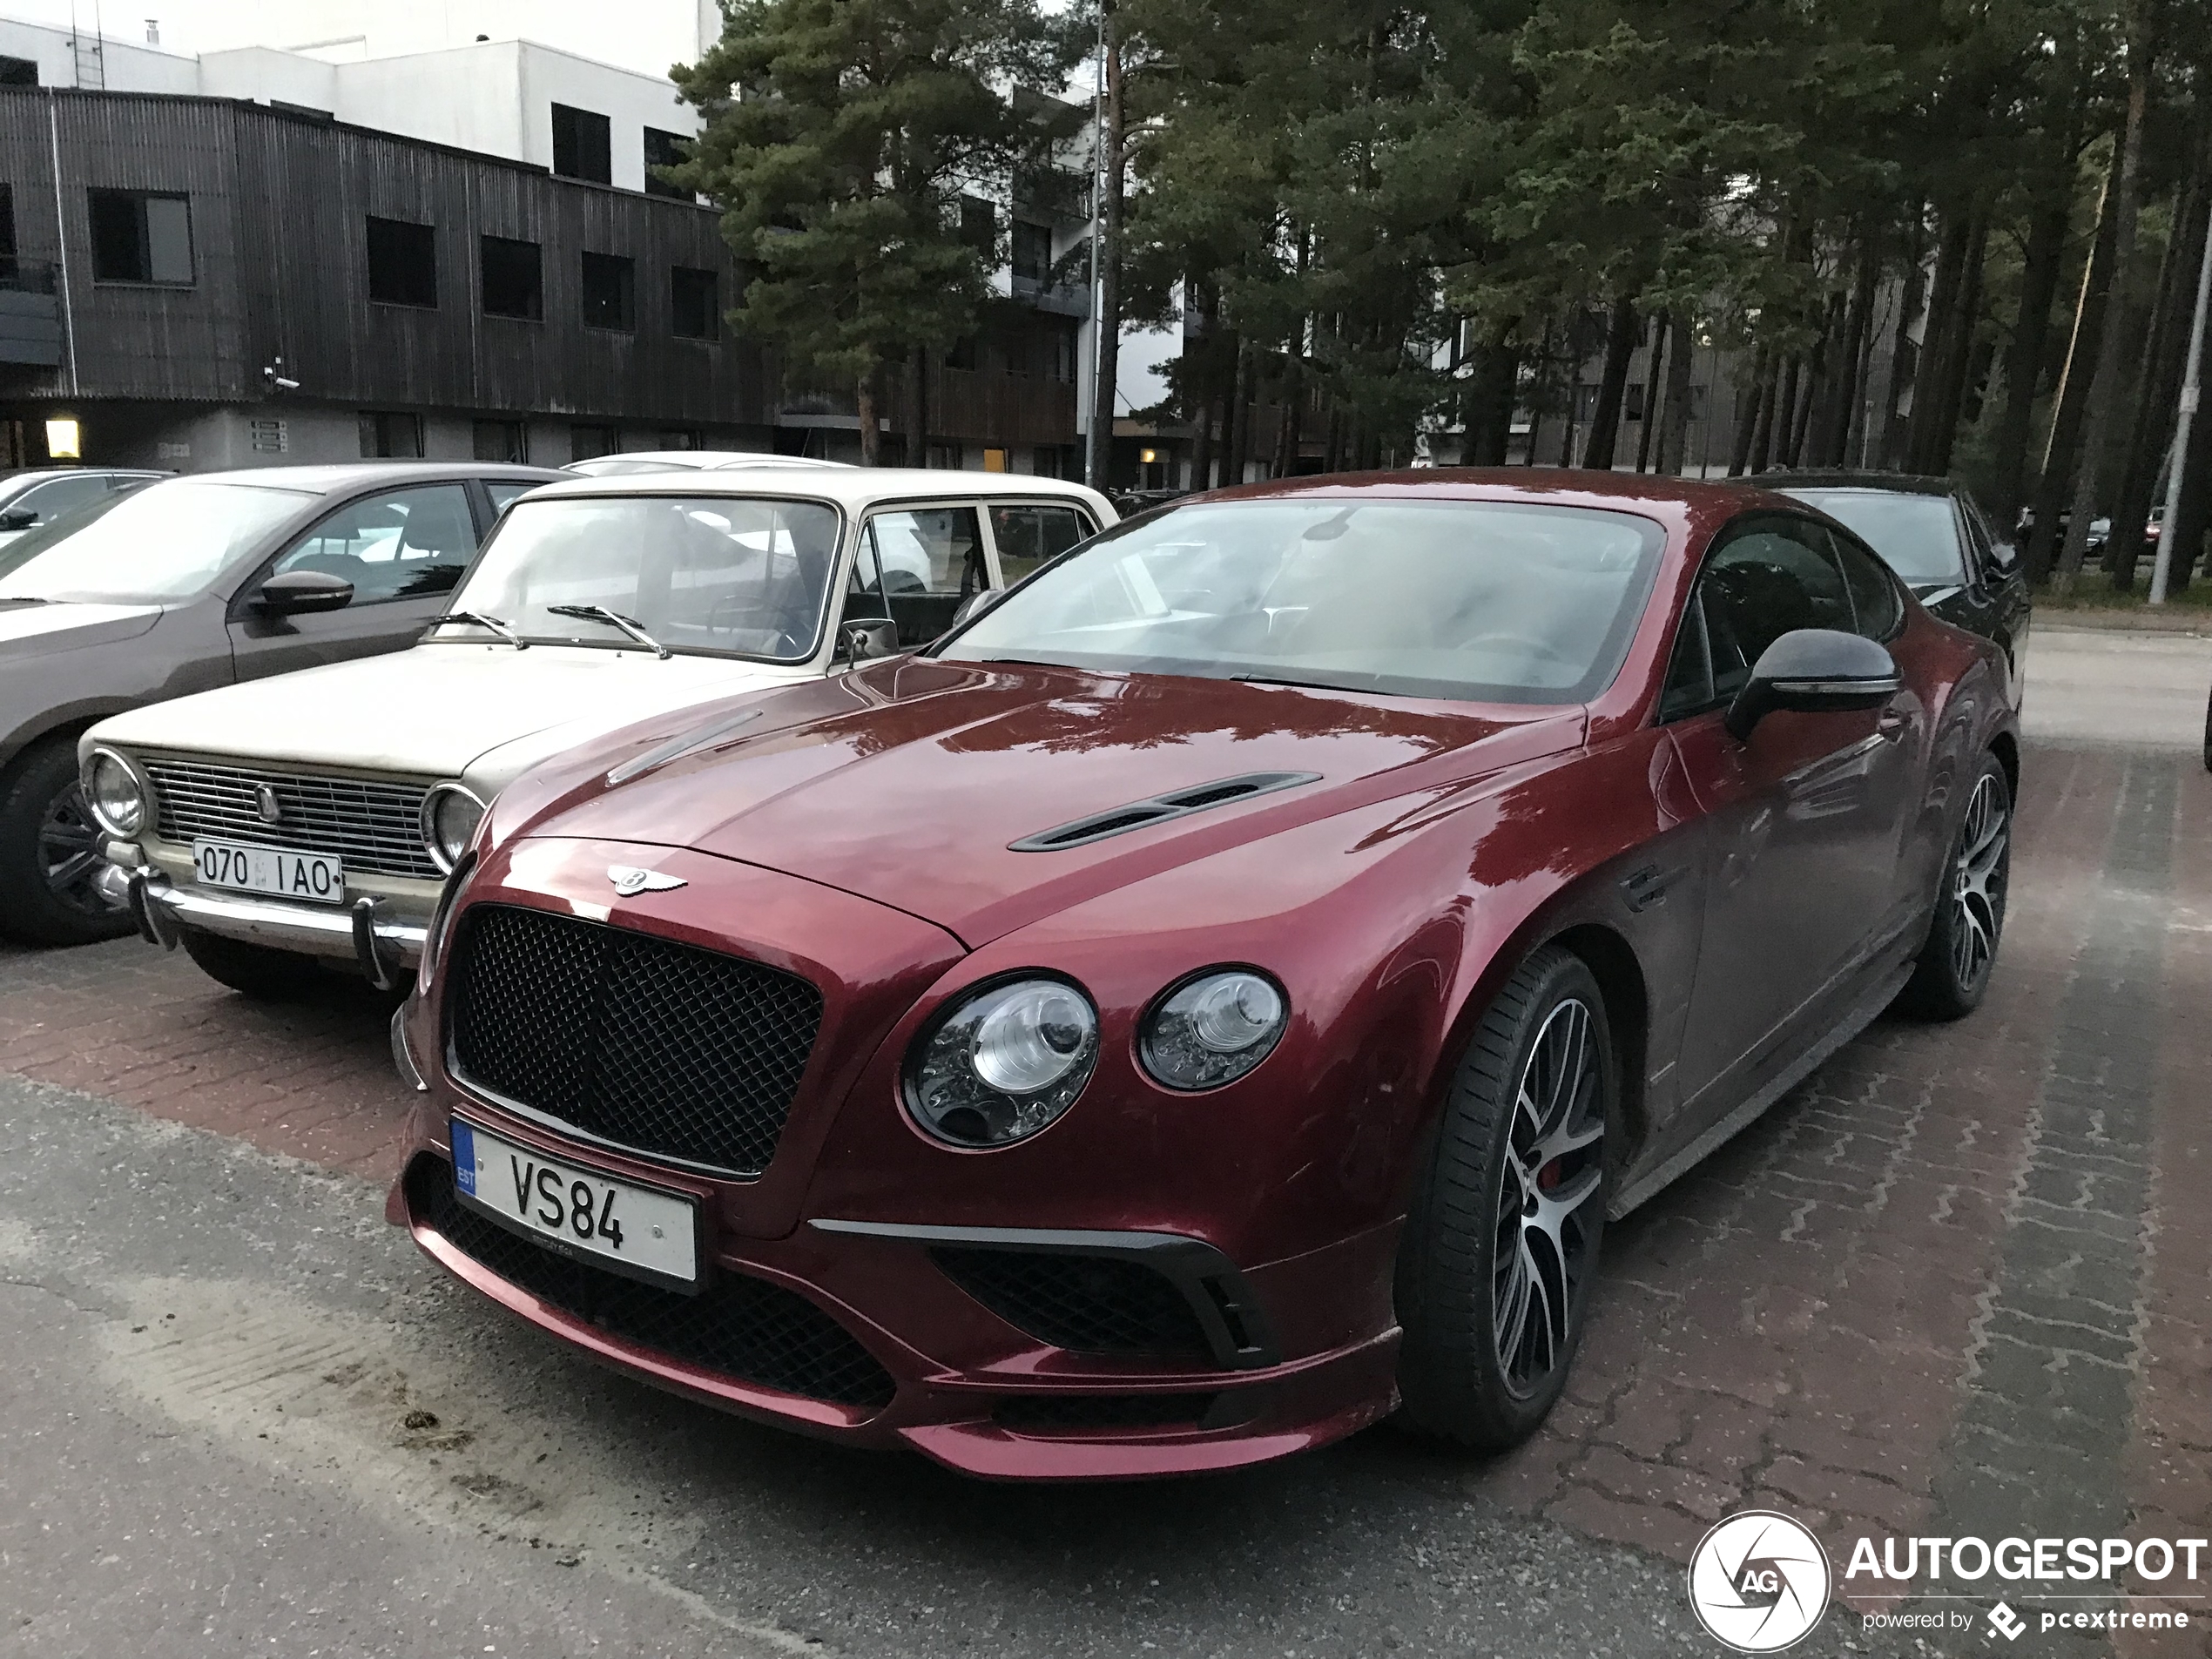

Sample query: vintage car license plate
[191,837,345,904]
[450,1118,699,1288]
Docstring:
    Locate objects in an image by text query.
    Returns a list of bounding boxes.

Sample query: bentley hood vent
[1008,772,1322,853]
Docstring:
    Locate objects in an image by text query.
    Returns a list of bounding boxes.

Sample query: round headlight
[84,749,145,837]
[1139,969,1287,1090]
[906,977,1100,1148]
[421,784,487,874]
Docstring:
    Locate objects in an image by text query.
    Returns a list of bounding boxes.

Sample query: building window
[0,56,36,85]
[644,127,693,200]
[473,420,528,463]
[551,104,611,185]
[946,335,978,371]
[580,251,635,332]
[88,189,192,285]
[480,235,542,320]
[358,411,424,458]
[570,424,619,462]
[1623,385,1646,423]
[365,216,436,308]
[1011,221,1051,286]
[670,265,717,339]
[958,197,995,259]
[658,428,702,450]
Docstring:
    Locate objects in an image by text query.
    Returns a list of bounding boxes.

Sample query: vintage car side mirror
[840,618,900,661]
[253,569,355,616]
[1725,628,1900,742]
[950,588,1005,629]
[0,507,38,531]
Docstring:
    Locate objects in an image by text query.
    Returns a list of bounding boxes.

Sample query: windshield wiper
[547,604,671,660]
[1231,671,1367,693]
[428,610,526,648]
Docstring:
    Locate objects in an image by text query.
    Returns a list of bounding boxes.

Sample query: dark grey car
[0,461,563,946]
[1757,469,2033,708]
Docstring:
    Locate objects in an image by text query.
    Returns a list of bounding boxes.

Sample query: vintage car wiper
[427,610,527,648]
[547,604,671,660]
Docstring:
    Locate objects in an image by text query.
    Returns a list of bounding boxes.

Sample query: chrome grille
[145,759,439,880]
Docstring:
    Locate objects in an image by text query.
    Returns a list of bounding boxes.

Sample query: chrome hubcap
[1492,997,1605,1397]
[1949,773,2008,991]
[39,781,114,918]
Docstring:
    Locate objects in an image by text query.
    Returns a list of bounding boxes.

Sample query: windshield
[0,480,314,603]
[448,495,843,661]
[1782,489,1963,585]
[937,497,1664,704]
[0,483,150,581]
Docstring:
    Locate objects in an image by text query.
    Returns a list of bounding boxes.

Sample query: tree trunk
[1230,339,1258,485]
[1925,209,1992,475]
[1273,351,1303,478]
[1906,208,1975,472]
[2057,37,2156,595]
[1190,388,1215,491]
[1656,312,1696,475]
[1729,347,1769,476]
[1635,310,1669,472]
[1768,354,1800,470]
[1878,210,1929,469]
[1581,298,1638,470]
[1086,13,1123,493]
[2106,166,2208,589]
[1990,125,2082,528]
[909,345,929,468]
[857,368,881,467]
[1464,330,1518,465]
[1815,244,1878,467]
[2026,167,2121,583]
[1216,331,1243,486]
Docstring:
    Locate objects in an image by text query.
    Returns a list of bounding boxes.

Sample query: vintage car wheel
[1898,753,2011,1022]
[180,929,316,999]
[0,737,137,948]
[1395,945,1615,1450]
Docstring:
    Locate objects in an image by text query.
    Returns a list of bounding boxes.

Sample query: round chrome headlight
[1139,969,1287,1090]
[906,978,1099,1148]
[420,783,487,874]
[84,748,145,837]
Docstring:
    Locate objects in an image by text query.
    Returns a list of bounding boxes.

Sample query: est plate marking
[450,1118,698,1287]
[190,837,345,905]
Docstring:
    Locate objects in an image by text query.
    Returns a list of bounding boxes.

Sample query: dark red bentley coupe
[386,471,2017,1479]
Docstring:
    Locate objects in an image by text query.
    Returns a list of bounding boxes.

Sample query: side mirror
[1725,628,1900,742]
[253,569,354,616]
[840,618,899,661]
[950,588,1004,629]
[0,508,38,532]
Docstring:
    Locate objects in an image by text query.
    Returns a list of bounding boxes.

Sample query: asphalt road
[3,621,2207,1659]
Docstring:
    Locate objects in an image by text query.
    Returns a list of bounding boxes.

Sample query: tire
[0,737,136,948]
[1395,945,1615,1450]
[180,928,316,999]
[1898,752,2012,1022]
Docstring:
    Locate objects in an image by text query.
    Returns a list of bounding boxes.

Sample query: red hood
[509,658,1586,945]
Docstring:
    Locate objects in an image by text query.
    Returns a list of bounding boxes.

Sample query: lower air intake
[932,1246,1213,1359]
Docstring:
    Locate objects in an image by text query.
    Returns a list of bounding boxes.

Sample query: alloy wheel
[1948,772,2008,993]
[1492,996,1606,1397]
[39,780,113,920]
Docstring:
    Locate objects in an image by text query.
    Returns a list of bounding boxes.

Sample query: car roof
[563,450,852,472]
[1191,465,1811,515]
[525,465,1116,514]
[1751,470,1957,498]
[177,461,568,494]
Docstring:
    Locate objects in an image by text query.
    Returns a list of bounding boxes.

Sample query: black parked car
[1757,470,2032,708]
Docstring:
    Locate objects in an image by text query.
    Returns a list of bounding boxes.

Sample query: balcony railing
[1013,166,1090,223]
[0,258,59,295]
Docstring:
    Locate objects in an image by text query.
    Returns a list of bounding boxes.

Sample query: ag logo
[1688,1511,1831,1652]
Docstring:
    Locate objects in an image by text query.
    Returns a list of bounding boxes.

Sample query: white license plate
[450,1118,699,1289]
[191,838,345,905]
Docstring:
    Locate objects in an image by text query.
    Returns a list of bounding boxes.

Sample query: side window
[1826,528,1905,640]
[483,480,537,514]
[1659,593,1716,720]
[862,506,986,646]
[1696,520,1853,698]
[989,502,1095,586]
[12,474,115,523]
[269,484,480,604]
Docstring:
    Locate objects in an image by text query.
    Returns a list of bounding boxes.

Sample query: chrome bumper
[111,867,427,987]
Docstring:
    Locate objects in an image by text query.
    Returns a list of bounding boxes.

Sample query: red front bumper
[388,1117,1403,1480]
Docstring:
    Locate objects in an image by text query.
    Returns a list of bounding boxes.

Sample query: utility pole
[2149,201,2212,604]
[1085,1,1121,495]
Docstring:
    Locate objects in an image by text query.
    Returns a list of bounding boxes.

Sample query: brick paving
[2,738,2207,1652]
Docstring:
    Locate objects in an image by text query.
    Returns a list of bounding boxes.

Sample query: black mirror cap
[0,508,38,531]
[253,569,354,615]
[1725,628,1901,742]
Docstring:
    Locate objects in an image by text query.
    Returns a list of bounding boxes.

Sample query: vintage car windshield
[0,481,314,604]
[1780,489,1964,585]
[936,497,1663,704]
[448,495,843,662]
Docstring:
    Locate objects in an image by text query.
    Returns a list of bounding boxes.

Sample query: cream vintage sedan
[79,466,1112,995]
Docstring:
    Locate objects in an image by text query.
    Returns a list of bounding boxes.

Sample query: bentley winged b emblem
[608,865,686,897]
